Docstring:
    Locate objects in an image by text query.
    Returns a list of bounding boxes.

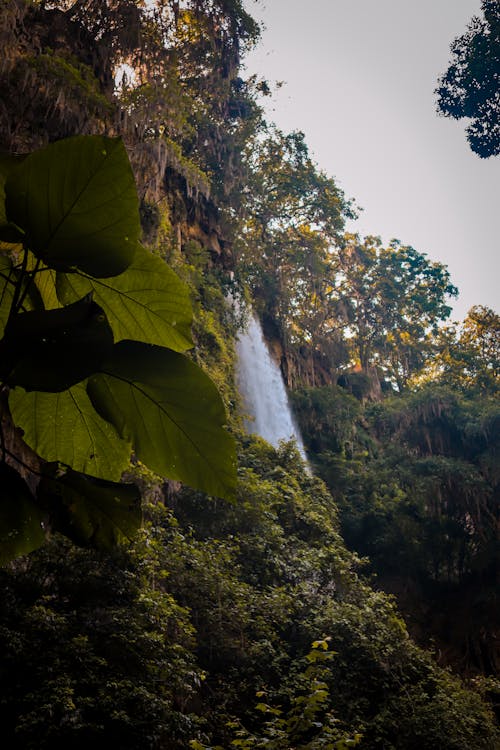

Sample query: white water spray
[236,312,308,462]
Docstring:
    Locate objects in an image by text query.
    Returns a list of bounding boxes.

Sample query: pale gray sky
[244,0,499,320]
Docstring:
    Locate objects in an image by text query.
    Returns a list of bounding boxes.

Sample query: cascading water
[236,312,308,462]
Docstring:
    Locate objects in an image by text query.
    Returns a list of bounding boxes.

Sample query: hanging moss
[26,51,112,113]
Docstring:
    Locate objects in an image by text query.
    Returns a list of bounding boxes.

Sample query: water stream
[236,312,308,462]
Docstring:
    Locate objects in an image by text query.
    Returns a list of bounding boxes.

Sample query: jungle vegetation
[0,2,498,748]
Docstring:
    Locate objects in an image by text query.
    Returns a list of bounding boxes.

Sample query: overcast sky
[243,0,499,320]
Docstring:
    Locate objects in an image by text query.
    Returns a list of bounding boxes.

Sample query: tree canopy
[436,0,500,157]
[334,235,458,389]
[431,305,500,393]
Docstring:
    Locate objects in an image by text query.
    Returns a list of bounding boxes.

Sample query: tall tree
[433,305,499,393]
[335,235,458,389]
[236,128,353,335]
[436,0,500,157]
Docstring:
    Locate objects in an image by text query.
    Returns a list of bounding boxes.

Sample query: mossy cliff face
[0,0,256,268]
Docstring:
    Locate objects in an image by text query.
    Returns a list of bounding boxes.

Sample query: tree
[335,235,458,389]
[0,135,236,564]
[237,152,457,391]
[236,128,354,384]
[436,0,500,158]
[433,305,499,392]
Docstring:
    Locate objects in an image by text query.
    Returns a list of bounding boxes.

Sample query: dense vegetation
[1,436,498,748]
[292,379,499,675]
[0,1,498,748]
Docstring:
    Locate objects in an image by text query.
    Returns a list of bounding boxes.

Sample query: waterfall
[236,312,308,462]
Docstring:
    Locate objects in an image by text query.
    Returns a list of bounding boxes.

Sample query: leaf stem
[0,265,15,318]
[7,246,29,327]
[16,254,41,314]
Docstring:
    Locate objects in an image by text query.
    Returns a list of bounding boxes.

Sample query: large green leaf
[5,136,139,277]
[88,341,236,499]
[26,251,60,310]
[9,382,131,481]
[0,296,114,391]
[0,462,45,565]
[38,463,141,549]
[57,244,193,351]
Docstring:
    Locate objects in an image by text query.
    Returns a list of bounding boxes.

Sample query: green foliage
[0,134,236,563]
[154,437,498,748]
[334,236,457,387]
[238,157,456,389]
[0,436,497,749]
[0,6,498,750]
[290,387,362,455]
[436,0,500,157]
[9,383,131,481]
[5,136,139,277]
[0,296,114,391]
[88,341,236,499]
[26,49,113,117]
[0,153,25,240]
[57,243,194,351]
[38,463,141,549]
[294,383,499,675]
[236,127,354,349]
[226,641,362,749]
[0,533,200,749]
[430,305,499,393]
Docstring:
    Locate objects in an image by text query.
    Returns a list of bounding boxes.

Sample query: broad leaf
[0,462,45,565]
[0,296,114,391]
[26,251,60,309]
[38,463,141,549]
[34,268,60,309]
[88,341,236,499]
[5,136,139,277]
[9,382,131,481]
[57,244,193,351]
